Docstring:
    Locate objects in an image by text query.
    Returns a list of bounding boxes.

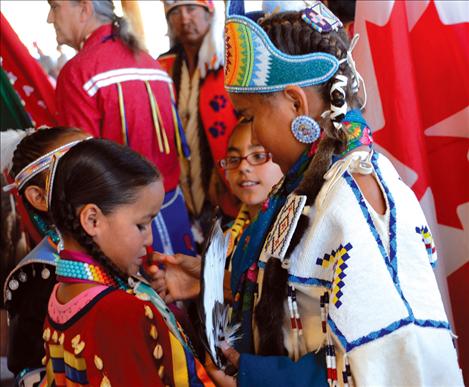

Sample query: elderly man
[159,0,239,243]
[48,0,195,257]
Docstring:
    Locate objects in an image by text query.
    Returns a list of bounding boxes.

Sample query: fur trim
[255,257,288,356]
[197,1,225,78]
[178,63,205,215]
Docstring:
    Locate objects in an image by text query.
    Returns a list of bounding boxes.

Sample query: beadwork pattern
[56,259,127,290]
[224,14,339,93]
[415,225,436,265]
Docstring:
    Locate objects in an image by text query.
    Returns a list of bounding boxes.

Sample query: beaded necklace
[56,250,128,290]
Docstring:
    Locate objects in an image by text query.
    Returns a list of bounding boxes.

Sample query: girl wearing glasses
[156,1,463,385]
[220,120,283,269]
[151,120,283,303]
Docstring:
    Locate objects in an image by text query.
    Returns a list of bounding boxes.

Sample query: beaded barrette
[301,2,343,33]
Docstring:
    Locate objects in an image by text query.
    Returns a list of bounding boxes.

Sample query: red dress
[41,285,213,387]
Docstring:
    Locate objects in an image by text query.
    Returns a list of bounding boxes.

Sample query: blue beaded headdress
[224,0,341,94]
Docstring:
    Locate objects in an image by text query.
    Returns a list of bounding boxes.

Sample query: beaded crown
[224,0,341,94]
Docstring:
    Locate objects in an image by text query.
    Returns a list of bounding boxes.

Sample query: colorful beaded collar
[56,250,128,290]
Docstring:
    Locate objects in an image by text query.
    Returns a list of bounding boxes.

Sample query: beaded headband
[45,137,93,208]
[163,0,214,15]
[2,138,90,194]
[224,0,340,94]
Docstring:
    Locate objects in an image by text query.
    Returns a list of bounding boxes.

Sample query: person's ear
[283,85,309,117]
[79,204,101,237]
[80,0,95,22]
[23,185,48,212]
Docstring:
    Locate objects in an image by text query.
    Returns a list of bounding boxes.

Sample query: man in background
[159,0,239,246]
[48,0,195,257]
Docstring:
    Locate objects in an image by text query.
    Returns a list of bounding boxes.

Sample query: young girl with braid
[160,1,464,386]
[41,138,229,386]
[3,127,90,385]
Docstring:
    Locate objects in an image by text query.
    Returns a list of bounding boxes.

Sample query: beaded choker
[56,250,128,290]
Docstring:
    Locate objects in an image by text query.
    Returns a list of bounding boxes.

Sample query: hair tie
[329,74,348,130]
[301,2,343,33]
[339,34,367,110]
[112,15,121,28]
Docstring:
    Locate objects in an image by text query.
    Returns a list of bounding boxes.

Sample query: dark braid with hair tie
[49,139,160,288]
[254,11,354,356]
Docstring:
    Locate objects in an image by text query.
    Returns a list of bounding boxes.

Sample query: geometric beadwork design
[343,153,398,285]
[7,139,85,192]
[263,195,306,261]
[415,225,436,262]
[301,2,343,33]
[328,315,451,352]
[224,3,340,94]
[329,243,353,308]
[316,251,334,269]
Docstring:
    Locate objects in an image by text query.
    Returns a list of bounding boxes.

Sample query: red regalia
[159,49,239,220]
[55,24,181,193]
[42,285,214,387]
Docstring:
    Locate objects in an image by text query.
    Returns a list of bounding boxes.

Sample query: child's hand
[204,351,237,387]
[149,252,202,302]
[220,341,240,369]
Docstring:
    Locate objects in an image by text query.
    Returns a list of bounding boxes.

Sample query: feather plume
[200,218,241,367]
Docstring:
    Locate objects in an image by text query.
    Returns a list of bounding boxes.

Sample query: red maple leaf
[366,1,469,229]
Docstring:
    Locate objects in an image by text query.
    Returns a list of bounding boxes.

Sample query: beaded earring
[290,115,321,144]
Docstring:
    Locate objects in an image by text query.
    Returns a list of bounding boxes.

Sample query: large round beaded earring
[290,115,321,144]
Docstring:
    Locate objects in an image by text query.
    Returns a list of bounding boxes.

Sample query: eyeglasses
[218,151,272,170]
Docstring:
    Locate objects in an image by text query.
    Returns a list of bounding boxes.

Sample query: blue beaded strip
[56,259,128,290]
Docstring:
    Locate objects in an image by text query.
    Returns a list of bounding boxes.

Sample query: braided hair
[259,11,363,198]
[254,11,360,355]
[11,127,85,191]
[10,127,85,228]
[49,139,160,283]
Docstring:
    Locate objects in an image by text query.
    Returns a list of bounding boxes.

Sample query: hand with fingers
[148,252,202,303]
[205,349,237,387]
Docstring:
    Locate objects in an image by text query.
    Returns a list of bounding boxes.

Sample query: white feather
[197,1,226,78]
[201,218,241,367]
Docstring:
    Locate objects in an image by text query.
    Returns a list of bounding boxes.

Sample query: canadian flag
[0,13,57,127]
[354,0,469,381]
